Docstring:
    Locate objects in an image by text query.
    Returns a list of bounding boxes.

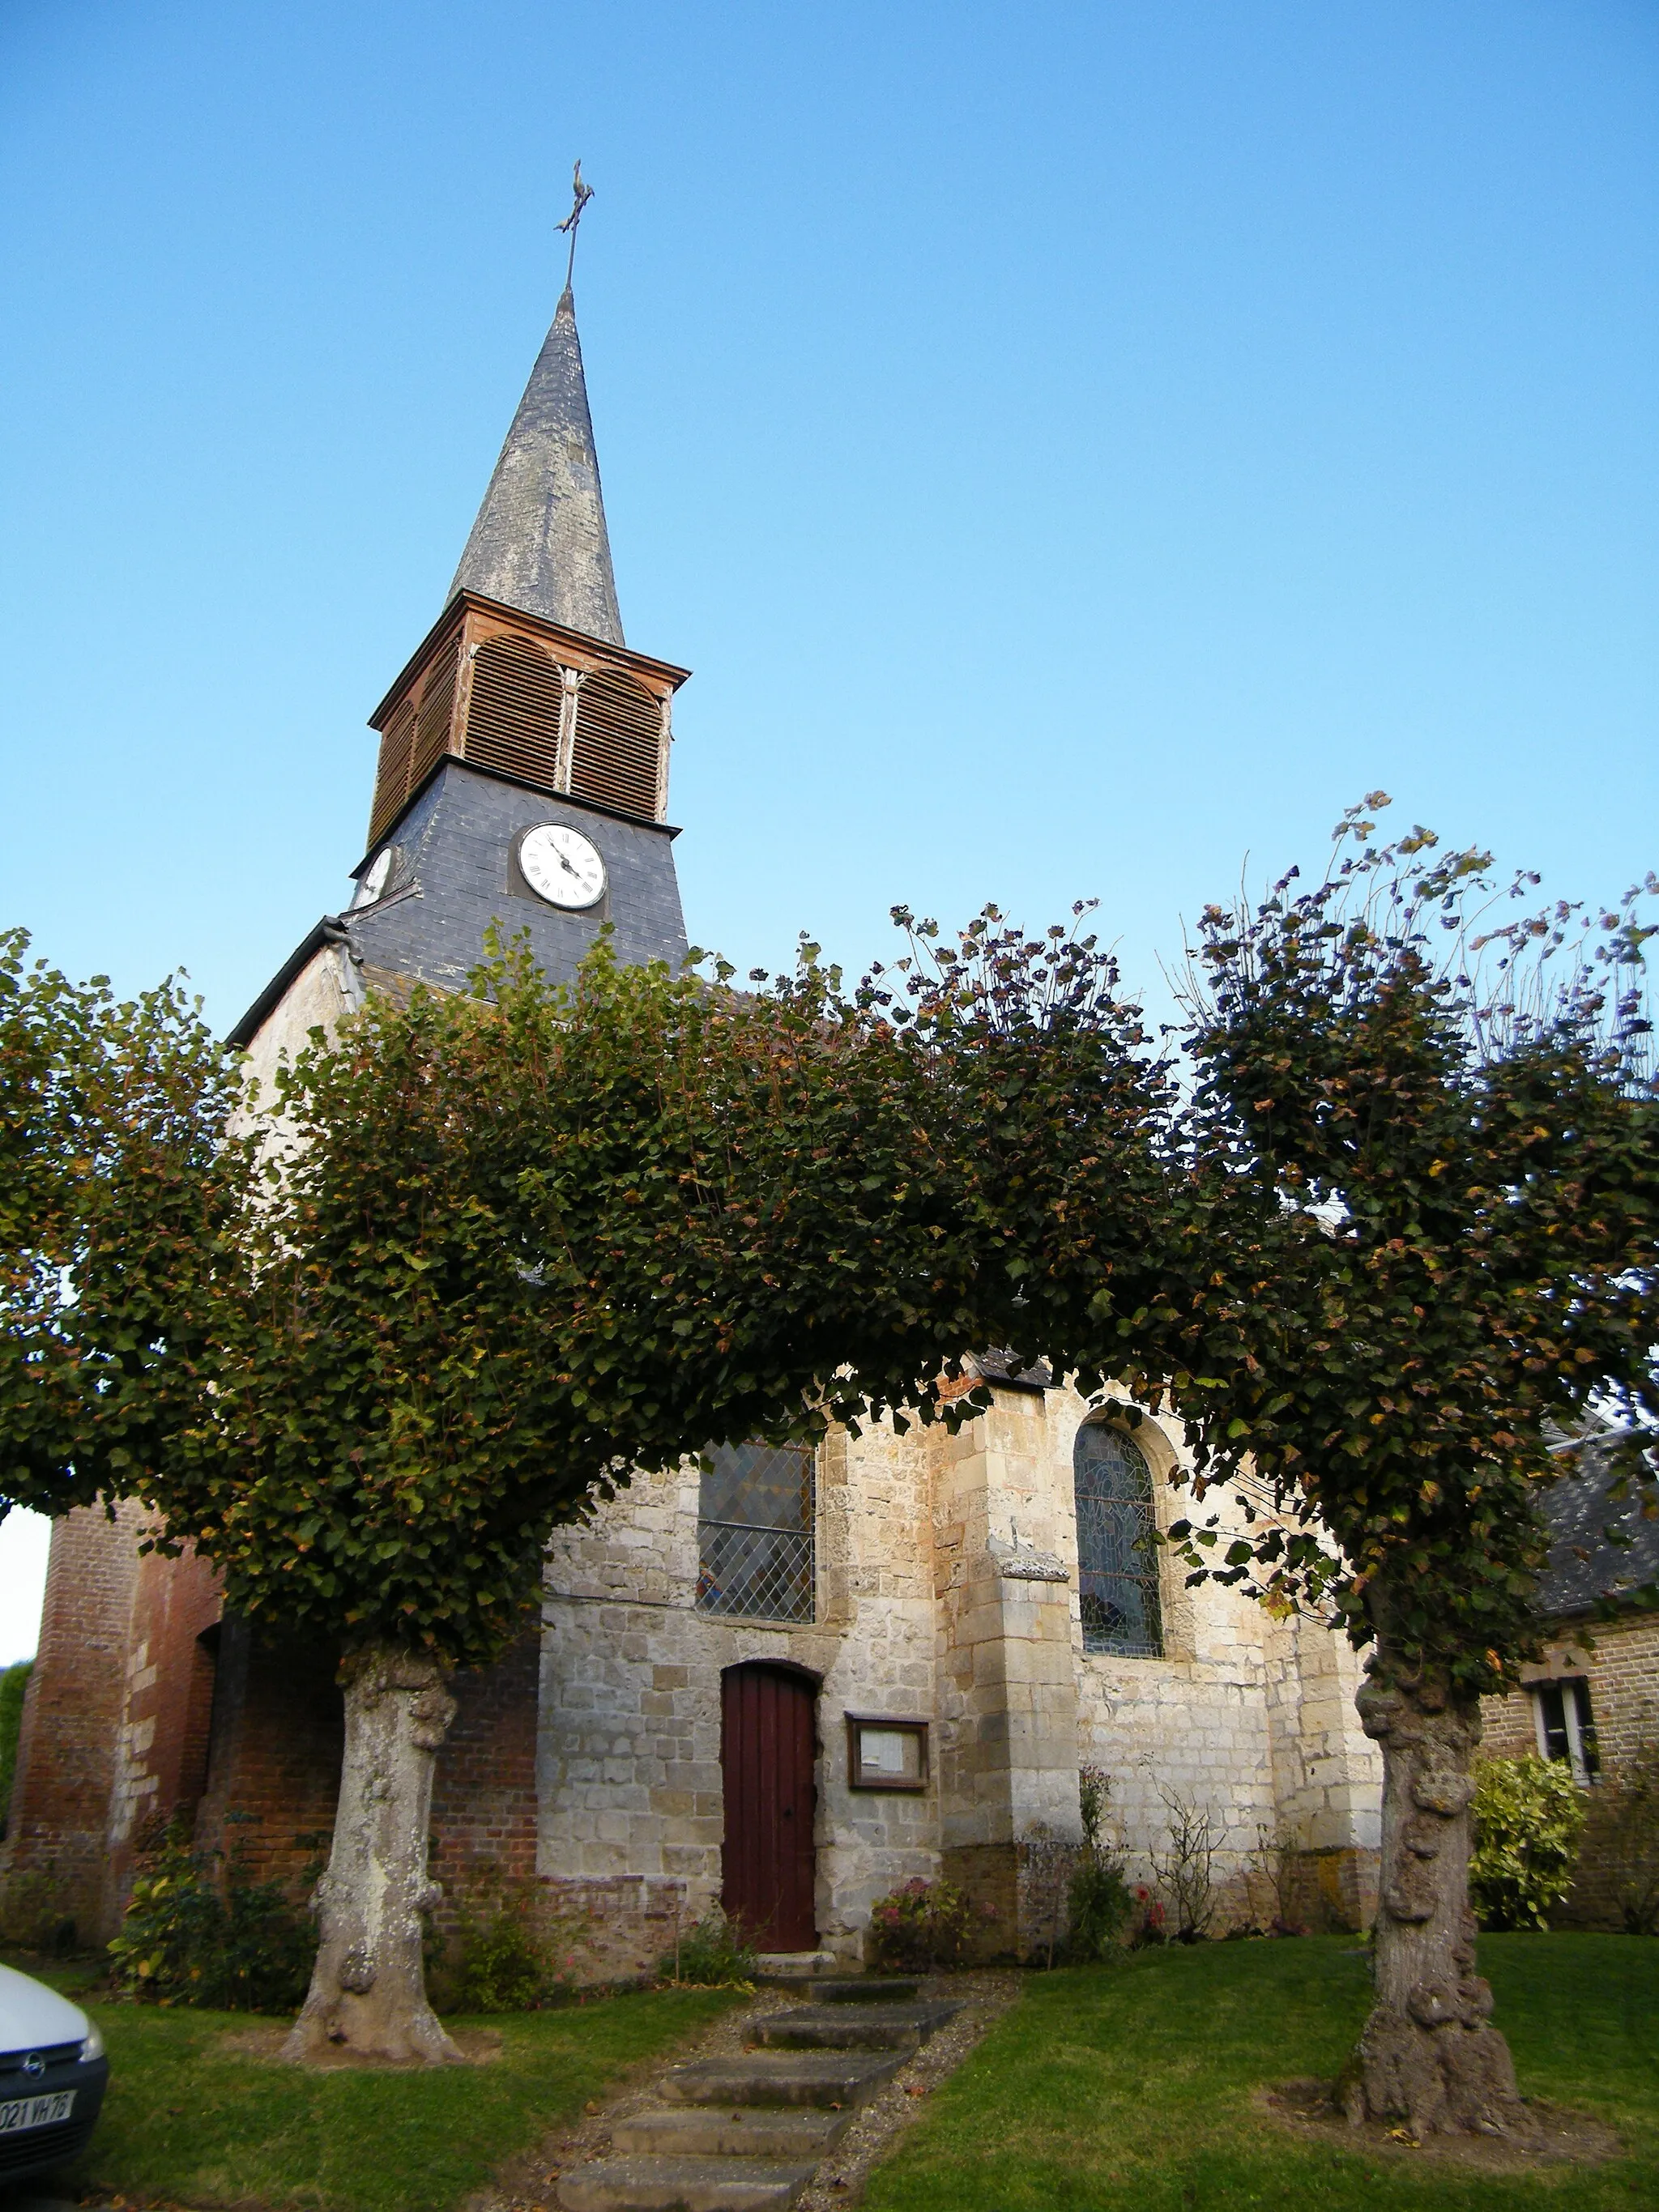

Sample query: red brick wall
[103,1543,226,1914]
[2,1502,143,1940]
[193,1617,344,1898]
[429,1637,541,1925]
[8,1524,576,1968]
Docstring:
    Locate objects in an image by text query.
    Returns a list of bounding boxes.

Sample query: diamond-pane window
[697,1442,816,1625]
[1074,1425,1162,1658]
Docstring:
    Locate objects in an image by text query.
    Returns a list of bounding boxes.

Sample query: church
[3,261,1389,1975]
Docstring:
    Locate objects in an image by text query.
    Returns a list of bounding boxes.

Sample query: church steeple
[230,179,691,1046]
[447,285,625,644]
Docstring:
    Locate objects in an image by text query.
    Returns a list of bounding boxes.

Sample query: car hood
[0,1963,90,2051]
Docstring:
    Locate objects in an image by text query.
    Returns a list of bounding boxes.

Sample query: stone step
[754,2000,962,2052]
[557,2154,814,2212]
[657,2048,904,2108]
[804,1976,920,2005]
[612,2104,851,2160]
[752,1951,839,1986]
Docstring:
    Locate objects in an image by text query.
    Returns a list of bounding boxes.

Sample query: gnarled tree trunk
[1347,1656,1532,2139]
[282,1643,462,2065]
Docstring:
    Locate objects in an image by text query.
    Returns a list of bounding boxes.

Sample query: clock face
[518,823,607,910]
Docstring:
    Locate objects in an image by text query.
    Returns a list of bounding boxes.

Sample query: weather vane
[557,160,595,291]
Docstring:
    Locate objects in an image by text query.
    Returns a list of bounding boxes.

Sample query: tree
[1120,804,1658,2137]
[85,927,1172,2063]
[0,926,245,1524]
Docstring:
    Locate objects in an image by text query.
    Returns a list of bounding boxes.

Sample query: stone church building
[4,273,1395,1974]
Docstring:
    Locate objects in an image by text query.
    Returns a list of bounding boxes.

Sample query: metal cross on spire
[557,160,595,292]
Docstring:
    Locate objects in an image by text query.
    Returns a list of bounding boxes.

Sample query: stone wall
[536,1417,942,1978]
[932,1383,1083,1954]
[535,1382,1387,1969]
[1261,1605,1381,1929]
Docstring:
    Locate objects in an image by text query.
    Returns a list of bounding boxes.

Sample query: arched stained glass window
[1074,1425,1162,1658]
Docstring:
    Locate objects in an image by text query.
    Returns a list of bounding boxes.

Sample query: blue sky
[1,0,1655,1656]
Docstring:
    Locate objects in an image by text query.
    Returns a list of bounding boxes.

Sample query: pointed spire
[447,285,625,645]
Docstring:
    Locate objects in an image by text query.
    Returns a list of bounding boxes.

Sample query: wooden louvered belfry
[365,590,689,850]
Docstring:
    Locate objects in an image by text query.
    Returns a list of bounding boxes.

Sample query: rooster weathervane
[557,160,595,291]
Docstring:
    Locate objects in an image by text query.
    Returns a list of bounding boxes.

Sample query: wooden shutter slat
[463,636,565,788]
[569,671,662,818]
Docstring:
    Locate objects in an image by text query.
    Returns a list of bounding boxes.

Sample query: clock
[518,823,607,910]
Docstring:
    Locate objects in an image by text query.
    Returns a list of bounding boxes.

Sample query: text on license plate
[0,2089,75,2133]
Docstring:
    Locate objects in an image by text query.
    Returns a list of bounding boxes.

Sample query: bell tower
[233,244,692,1042]
[363,279,687,854]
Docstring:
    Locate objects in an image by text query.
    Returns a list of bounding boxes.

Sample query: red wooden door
[721,1663,817,1951]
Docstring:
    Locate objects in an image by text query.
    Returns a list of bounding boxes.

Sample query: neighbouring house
[5,265,1404,1975]
[1482,1424,1659,1929]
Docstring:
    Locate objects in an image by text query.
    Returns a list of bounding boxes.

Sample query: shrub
[1152,1786,1217,1941]
[0,1866,75,1955]
[1064,1763,1133,1962]
[452,1886,551,2010]
[1067,1854,1135,1961]
[1247,1822,1307,1936]
[1600,1742,1659,1934]
[0,1660,31,1838]
[1019,1823,1081,1968]
[1130,1885,1169,1946]
[1469,1754,1587,1930]
[867,1877,979,1971]
[658,1907,757,1988]
[109,1823,312,2010]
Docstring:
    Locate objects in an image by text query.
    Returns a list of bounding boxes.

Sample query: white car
[0,1963,109,2189]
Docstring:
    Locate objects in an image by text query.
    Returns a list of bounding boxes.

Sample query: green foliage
[1062,1763,1133,1962]
[0,927,249,1524]
[1066,1854,1135,1962]
[867,1877,979,1971]
[0,1865,75,1954]
[0,1658,30,1834]
[1136,806,1659,1698]
[1469,1754,1588,1929]
[450,1873,582,2011]
[108,1824,313,2010]
[63,923,1175,1673]
[1078,1761,1111,1853]
[657,1908,757,1988]
[1603,1743,1659,1933]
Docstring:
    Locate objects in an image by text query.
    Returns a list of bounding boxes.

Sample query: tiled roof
[1536,1424,1659,1618]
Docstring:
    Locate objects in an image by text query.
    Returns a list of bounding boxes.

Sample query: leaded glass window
[1074,1424,1162,1658]
[697,1441,816,1624]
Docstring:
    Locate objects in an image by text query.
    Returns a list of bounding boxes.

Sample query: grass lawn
[25,1972,740,2212]
[864,1934,1659,2212]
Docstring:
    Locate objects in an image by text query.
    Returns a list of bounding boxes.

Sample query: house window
[1074,1422,1162,1659]
[697,1441,816,1625]
[1531,1678,1600,1785]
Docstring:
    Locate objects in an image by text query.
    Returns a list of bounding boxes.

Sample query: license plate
[0,2089,75,2133]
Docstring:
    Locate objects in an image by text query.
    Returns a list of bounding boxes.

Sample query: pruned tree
[11,795,1651,2114]
[2,923,1172,2063]
[1126,803,1659,2137]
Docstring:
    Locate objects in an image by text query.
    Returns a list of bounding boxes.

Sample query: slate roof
[1536,1425,1659,1618]
[447,287,625,643]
